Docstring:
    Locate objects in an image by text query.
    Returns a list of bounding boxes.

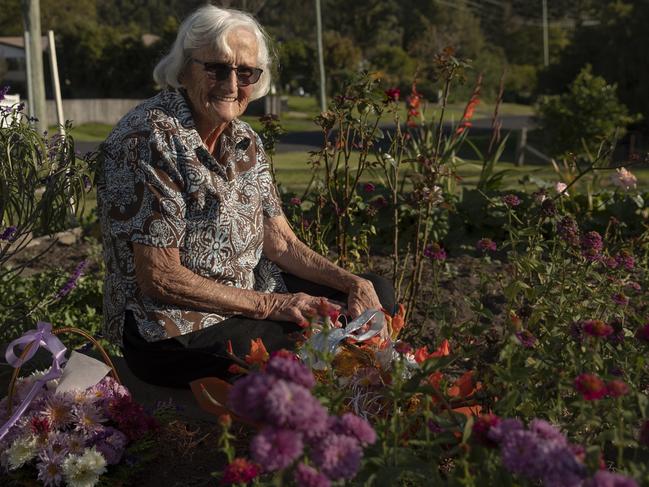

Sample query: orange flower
[414,345,431,364]
[414,339,450,363]
[455,74,482,136]
[448,371,481,398]
[430,339,450,357]
[387,303,406,340]
[244,338,269,366]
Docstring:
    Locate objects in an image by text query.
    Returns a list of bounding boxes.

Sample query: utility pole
[315,0,327,112]
[21,0,47,132]
[542,0,549,67]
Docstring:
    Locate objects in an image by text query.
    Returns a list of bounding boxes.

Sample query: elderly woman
[97,5,394,388]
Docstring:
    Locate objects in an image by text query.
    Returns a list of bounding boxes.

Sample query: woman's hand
[347,278,389,340]
[347,278,382,318]
[263,292,343,326]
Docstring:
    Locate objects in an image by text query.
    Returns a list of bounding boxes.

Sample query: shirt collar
[163,89,251,152]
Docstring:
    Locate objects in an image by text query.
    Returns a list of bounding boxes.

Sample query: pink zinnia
[502,194,521,207]
[606,380,629,398]
[221,458,261,485]
[290,197,302,206]
[424,243,447,261]
[582,320,614,337]
[476,238,497,252]
[574,373,607,401]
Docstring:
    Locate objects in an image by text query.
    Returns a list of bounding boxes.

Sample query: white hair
[153,5,273,101]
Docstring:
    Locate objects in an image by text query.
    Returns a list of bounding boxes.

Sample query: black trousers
[122,273,395,388]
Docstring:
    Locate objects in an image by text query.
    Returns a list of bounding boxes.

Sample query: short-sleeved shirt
[96,89,287,343]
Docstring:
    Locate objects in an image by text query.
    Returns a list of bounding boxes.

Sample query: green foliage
[367,45,417,91]
[536,65,640,158]
[539,0,649,130]
[503,64,537,103]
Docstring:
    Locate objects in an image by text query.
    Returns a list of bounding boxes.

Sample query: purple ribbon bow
[0,322,68,441]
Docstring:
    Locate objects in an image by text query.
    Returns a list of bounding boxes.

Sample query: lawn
[60,95,534,143]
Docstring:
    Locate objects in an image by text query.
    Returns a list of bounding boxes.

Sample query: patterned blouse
[96,89,286,343]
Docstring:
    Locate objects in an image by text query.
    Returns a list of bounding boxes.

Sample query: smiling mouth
[211,95,237,102]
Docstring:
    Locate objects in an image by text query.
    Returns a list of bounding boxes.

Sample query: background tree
[536,65,640,158]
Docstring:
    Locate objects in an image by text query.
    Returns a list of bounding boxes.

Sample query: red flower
[636,323,649,342]
[582,319,614,337]
[574,373,607,401]
[472,413,501,447]
[290,197,302,206]
[606,380,629,398]
[455,74,482,136]
[30,417,50,436]
[221,458,261,485]
[363,182,375,193]
[384,87,400,102]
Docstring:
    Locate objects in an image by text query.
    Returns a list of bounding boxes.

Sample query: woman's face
[182,28,259,132]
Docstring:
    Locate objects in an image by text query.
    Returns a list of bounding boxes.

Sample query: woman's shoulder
[102,91,187,153]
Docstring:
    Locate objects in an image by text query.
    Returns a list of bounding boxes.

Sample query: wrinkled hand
[263,292,343,326]
[347,278,389,340]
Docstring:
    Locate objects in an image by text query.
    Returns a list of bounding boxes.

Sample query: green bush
[535,65,641,158]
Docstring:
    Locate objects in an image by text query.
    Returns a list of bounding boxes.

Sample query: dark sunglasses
[191,59,263,86]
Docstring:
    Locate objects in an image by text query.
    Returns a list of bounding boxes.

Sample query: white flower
[554,182,569,196]
[62,447,107,487]
[6,434,38,470]
[611,167,637,191]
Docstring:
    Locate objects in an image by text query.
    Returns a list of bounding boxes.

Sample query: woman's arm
[132,243,341,325]
[263,215,382,318]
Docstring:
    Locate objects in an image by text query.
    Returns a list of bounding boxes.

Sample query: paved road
[75,115,536,155]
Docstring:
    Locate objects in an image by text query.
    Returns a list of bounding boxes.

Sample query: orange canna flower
[430,339,450,357]
[387,303,406,340]
[244,338,269,366]
[414,339,451,363]
[448,371,481,398]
